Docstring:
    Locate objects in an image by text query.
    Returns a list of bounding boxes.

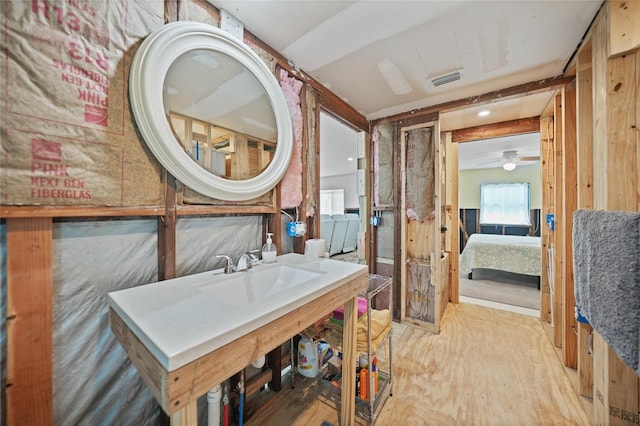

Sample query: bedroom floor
[458,268,541,315]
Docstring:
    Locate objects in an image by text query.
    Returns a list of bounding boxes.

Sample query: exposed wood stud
[590,4,640,422]
[608,0,640,57]
[164,0,179,23]
[539,112,554,324]
[562,84,578,368]
[6,218,53,425]
[159,172,177,281]
[553,92,564,349]
[445,131,459,304]
[451,116,541,143]
[393,122,403,319]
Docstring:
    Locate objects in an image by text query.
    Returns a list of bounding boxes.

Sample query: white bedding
[460,234,542,276]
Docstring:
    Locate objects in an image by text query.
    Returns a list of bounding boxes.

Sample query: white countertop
[107,253,367,371]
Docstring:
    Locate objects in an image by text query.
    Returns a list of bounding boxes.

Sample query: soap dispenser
[262,232,277,263]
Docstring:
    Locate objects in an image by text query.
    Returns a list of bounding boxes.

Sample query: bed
[460,234,542,278]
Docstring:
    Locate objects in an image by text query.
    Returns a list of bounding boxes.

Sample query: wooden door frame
[445,132,460,304]
[317,109,371,266]
[448,118,546,319]
[399,120,440,329]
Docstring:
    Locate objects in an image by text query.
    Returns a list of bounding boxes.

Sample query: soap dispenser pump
[262,232,277,263]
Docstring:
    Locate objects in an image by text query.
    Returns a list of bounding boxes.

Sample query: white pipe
[251,355,265,369]
[207,384,222,426]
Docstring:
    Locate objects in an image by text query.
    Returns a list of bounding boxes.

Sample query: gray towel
[573,209,640,376]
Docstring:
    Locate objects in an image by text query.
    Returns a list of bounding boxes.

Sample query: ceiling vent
[430,71,462,87]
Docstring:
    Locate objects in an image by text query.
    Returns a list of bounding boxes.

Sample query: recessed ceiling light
[478,110,490,117]
[347,157,354,161]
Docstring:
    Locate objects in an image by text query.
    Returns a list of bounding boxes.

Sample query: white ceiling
[207,0,601,170]
[457,132,540,170]
[209,0,600,118]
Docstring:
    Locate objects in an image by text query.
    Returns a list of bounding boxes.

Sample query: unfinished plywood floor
[247,303,591,426]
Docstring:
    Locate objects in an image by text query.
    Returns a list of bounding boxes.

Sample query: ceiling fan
[480,150,541,171]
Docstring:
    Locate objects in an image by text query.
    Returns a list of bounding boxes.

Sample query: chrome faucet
[235,253,253,271]
[236,250,261,271]
[216,250,260,274]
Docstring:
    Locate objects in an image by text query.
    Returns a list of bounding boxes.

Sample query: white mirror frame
[129,21,293,201]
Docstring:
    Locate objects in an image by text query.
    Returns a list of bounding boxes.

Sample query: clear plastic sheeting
[377,211,395,260]
[176,216,262,276]
[52,220,161,425]
[280,213,294,255]
[174,215,263,425]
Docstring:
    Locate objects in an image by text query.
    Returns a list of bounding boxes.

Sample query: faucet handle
[246,249,261,261]
[215,254,234,274]
[242,250,261,269]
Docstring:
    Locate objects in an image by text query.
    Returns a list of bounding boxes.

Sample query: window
[480,183,530,225]
[320,189,344,216]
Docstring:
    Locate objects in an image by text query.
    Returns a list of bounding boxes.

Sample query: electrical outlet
[287,221,306,237]
[546,214,555,231]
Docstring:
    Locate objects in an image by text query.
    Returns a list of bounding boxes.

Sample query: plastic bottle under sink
[262,232,277,263]
[297,335,319,378]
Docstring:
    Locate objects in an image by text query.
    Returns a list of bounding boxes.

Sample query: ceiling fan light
[503,161,516,171]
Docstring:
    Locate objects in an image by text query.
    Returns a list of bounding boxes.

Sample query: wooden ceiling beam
[373,75,575,125]
[452,116,541,143]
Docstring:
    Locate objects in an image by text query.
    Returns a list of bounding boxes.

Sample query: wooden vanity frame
[109,272,367,426]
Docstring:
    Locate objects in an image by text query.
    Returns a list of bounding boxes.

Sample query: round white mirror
[129,21,293,201]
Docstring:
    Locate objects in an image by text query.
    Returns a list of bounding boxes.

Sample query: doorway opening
[456,133,542,316]
[319,111,359,263]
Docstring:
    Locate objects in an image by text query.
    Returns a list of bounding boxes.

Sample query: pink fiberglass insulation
[279,70,304,209]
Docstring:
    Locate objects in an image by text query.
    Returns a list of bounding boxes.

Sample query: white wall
[320,174,359,210]
[459,164,541,209]
[320,111,359,211]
